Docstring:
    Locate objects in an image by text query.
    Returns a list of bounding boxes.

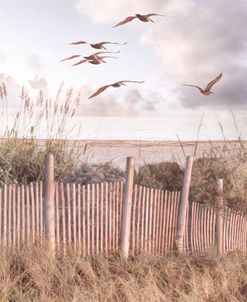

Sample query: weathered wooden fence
[0,154,247,257]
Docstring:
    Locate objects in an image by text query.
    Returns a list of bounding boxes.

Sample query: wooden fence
[0,154,247,257]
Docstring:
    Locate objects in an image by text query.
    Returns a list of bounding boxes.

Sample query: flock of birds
[60,13,223,99]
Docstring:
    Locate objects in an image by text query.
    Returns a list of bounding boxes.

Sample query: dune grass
[0,245,247,301]
[0,83,84,184]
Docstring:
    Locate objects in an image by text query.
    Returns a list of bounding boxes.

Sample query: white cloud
[75,0,247,109]
[76,84,161,116]
[29,75,48,91]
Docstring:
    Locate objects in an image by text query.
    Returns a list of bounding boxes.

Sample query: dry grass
[0,82,83,184]
[0,245,246,301]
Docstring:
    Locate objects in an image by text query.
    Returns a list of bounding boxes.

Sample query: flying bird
[183,73,223,95]
[84,51,120,61]
[113,13,165,28]
[72,56,118,66]
[60,51,119,63]
[89,80,144,99]
[69,40,127,50]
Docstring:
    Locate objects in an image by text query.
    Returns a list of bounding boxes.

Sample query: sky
[0,0,247,140]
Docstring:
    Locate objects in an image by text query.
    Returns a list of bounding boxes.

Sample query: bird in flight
[89,80,144,99]
[183,73,223,95]
[72,55,118,66]
[69,40,127,50]
[84,51,120,61]
[60,51,119,63]
[113,13,165,28]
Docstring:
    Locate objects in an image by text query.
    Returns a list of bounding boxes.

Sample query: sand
[70,140,244,169]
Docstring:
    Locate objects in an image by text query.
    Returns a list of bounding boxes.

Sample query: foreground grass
[1,246,247,301]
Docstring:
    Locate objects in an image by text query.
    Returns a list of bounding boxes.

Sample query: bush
[136,161,183,191]
[67,162,125,184]
[190,152,247,213]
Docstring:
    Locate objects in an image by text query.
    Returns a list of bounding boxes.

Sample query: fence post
[44,153,56,255]
[120,157,135,260]
[215,178,223,256]
[175,155,194,254]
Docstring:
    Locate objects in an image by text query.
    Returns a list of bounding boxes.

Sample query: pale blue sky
[0,0,247,140]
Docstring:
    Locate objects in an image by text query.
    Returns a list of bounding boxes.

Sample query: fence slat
[21,185,25,246]
[82,185,86,256]
[17,186,20,249]
[136,186,142,253]
[216,179,223,255]
[100,183,104,254]
[72,183,77,252]
[159,190,165,255]
[144,188,150,253]
[55,183,60,251]
[26,185,31,247]
[115,182,120,253]
[91,183,95,255]
[60,183,66,254]
[152,189,158,254]
[12,185,16,248]
[3,185,7,247]
[3,175,247,258]
[108,183,112,253]
[131,184,137,254]
[66,183,72,250]
[40,181,44,238]
[160,190,167,255]
[86,184,90,256]
[35,183,40,240]
[112,182,116,253]
[30,183,35,244]
[8,185,12,247]
[95,183,99,255]
[104,182,108,255]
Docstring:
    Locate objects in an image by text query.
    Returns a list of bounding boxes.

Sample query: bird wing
[60,55,81,62]
[183,84,204,93]
[84,51,120,60]
[119,80,145,84]
[97,41,127,45]
[69,40,87,45]
[113,16,137,28]
[145,13,165,17]
[71,59,88,66]
[99,56,118,59]
[89,85,111,99]
[93,51,120,56]
[205,73,223,91]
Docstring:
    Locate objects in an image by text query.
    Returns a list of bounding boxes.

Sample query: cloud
[75,0,247,109]
[76,85,160,116]
[28,75,48,91]
[0,73,22,109]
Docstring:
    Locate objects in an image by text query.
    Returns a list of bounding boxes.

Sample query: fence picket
[1,178,247,257]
